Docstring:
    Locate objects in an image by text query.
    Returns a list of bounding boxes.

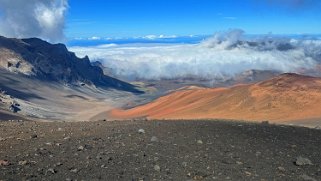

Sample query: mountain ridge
[0,36,141,93]
[109,73,321,123]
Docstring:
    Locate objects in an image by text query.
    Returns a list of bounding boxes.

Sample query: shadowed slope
[0,36,142,93]
[110,73,321,122]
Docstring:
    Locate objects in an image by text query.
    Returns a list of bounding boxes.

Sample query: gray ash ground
[0,120,321,181]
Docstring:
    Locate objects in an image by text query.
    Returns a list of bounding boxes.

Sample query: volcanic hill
[110,73,321,124]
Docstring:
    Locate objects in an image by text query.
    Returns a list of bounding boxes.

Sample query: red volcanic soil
[110,73,321,123]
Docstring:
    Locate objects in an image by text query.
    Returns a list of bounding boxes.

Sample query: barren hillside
[110,73,321,124]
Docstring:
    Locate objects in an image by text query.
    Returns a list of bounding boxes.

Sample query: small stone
[154,165,161,172]
[70,168,78,173]
[193,175,204,180]
[84,144,92,149]
[138,129,145,134]
[57,128,63,131]
[63,136,70,140]
[18,160,28,165]
[197,140,203,144]
[30,134,38,139]
[277,166,286,172]
[151,136,159,142]
[55,162,63,167]
[47,168,56,174]
[245,171,252,176]
[300,174,317,181]
[295,156,313,166]
[0,160,9,166]
[78,146,84,151]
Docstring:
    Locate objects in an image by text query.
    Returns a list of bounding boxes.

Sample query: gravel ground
[0,120,320,181]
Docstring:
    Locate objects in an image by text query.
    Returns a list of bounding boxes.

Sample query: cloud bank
[70,30,321,81]
[0,0,68,42]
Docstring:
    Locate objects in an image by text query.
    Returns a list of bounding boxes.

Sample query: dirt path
[0,120,320,181]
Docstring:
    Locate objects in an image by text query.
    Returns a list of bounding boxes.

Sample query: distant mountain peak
[257,73,320,89]
[0,36,142,93]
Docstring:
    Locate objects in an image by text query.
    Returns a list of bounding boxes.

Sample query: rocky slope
[0,36,145,121]
[0,36,141,92]
[110,73,321,124]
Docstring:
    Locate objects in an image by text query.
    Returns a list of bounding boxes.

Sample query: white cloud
[70,30,321,81]
[0,0,68,43]
[88,36,101,40]
[142,34,178,40]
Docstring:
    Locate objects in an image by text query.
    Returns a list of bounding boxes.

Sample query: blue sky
[66,0,321,38]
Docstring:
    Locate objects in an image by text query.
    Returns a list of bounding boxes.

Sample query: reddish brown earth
[110,73,321,124]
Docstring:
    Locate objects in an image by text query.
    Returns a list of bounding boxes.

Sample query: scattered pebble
[277,166,286,172]
[197,140,203,144]
[30,134,38,139]
[78,145,84,151]
[245,171,252,176]
[150,136,159,142]
[18,160,28,166]
[154,165,161,172]
[55,162,63,167]
[47,168,56,174]
[0,160,9,166]
[295,156,313,166]
[138,129,145,134]
[70,168,78,173]
[300,174,317,181]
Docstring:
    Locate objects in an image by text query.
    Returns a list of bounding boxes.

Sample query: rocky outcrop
[0,36,141,93]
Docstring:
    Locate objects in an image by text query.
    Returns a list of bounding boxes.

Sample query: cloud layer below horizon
[0,0,68,42]
[70,30,321,81]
